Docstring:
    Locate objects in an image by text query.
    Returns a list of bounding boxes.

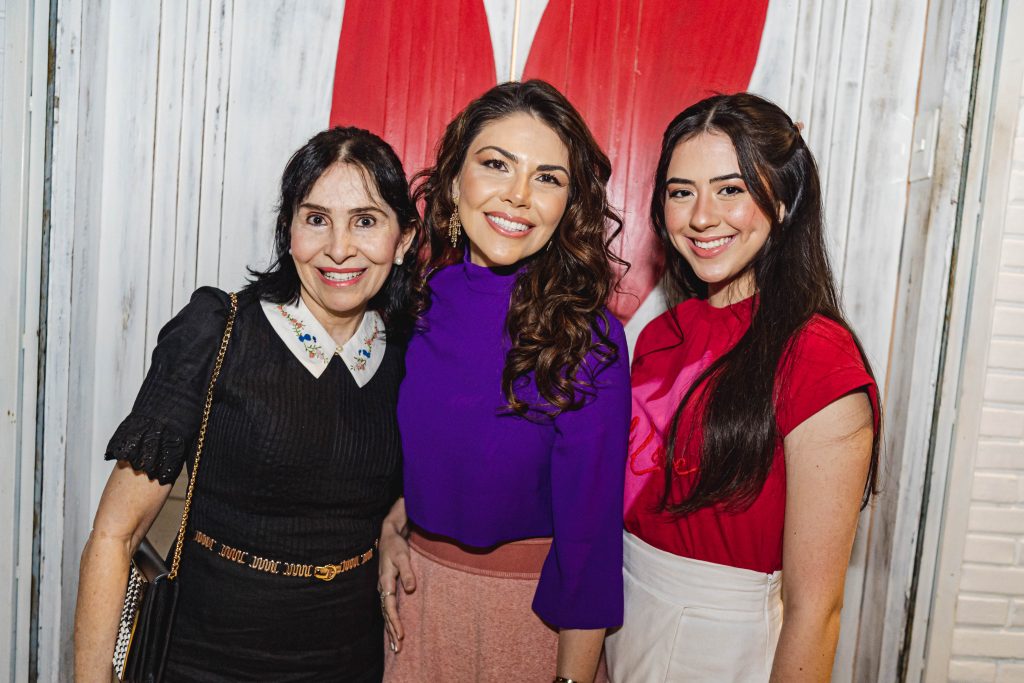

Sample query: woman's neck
[299,291,364,346]
[706,272,756,308]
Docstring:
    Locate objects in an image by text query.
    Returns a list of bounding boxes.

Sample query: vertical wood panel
[748,0,799,106]
[88,0,163,508]
[194,0,233,289]
[218,0,344,294]
[171,0,212,312]
[37,0,85,672]
[820,2,872,275]
[840,1,928,374]
[145,0,189,356]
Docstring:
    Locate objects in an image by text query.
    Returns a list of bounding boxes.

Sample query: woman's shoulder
[790,314,864,367]
[632,299,703,355]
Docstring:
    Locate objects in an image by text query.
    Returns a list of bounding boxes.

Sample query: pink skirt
[383,530,608,682]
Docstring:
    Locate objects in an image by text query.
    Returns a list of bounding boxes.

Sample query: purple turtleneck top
[398,259,630,629]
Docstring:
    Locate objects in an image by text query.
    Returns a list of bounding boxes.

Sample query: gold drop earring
[448,197,461,248]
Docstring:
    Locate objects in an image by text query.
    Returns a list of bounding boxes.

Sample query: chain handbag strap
[168,291,238,581]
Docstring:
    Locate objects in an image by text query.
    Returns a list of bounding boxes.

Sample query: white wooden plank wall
[40,1,346,677]
[748,1,935,680]
[1,0,50,679]
[39,0,952,679]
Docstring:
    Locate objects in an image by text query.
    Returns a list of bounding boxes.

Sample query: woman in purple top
[379,80,631,683]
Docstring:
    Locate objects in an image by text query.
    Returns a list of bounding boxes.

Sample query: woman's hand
[73,461,173,682]
[771,391,874,682]
[378,497,416,653]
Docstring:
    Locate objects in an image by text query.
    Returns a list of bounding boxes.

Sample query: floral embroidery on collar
[345,314,382,373]
[274,304,330,364]
[260,298,386,386]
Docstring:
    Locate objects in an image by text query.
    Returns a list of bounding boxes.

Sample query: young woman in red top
[604,93,880,682]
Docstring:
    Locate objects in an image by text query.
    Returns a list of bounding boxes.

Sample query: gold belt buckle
[314,565,339,581]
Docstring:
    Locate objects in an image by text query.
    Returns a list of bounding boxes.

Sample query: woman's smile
[316,267,367,286]
[687,234,737,257]
[484,211,535,237]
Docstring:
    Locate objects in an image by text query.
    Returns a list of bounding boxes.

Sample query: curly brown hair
[411,80,626,416]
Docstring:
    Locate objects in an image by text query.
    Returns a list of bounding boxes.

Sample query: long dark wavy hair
[247,126,424,339]
[412,80,626,416]
[650,93,880,514]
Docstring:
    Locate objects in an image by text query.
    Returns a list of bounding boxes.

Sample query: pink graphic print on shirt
[624,351,713,516]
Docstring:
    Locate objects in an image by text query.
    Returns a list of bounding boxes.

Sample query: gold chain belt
[191,529,376,581]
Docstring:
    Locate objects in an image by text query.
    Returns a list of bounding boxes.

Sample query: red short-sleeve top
[623,297,879,573]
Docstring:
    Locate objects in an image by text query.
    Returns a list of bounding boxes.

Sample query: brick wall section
[947,85,1024,683]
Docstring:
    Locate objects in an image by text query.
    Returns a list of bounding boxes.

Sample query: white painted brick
[980,409,1024,439]
[998,273,1024,303]
[957,596,1010,625]
[964,534,1017,564]
[1011,171,1024,205]
[968,506,1024,534]
[1006,205,1024,235]
[960,565,1024,594]
[994,306,1024,337]
[997,663,1024,683]
[1003,239,1024,268]
[985,374,1024,403]
[989,341,1024,370]
[950,659,997,683]
[974,473,1022,502]
[1012,599,1024,627]
[952,629,1024,658]
[977,441,1024,469]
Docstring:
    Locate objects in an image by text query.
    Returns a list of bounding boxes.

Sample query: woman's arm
[74,461,173,681]
[378,497,416,653]
[770,391,874,682]
[556,628,606,683]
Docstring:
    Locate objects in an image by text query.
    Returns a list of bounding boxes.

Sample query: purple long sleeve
[398,259,629,628]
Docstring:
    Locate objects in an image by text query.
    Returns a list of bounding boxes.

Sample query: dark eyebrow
[348,206,385,215]
[298,202,331,213]
[475,145,517,163]
[537,164,570,176]
[666,173,744,185]
[476,146,569,176]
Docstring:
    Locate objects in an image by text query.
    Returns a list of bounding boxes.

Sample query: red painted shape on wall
[523,0,769,321]
[330,0,768,322]
[329,0,497,177]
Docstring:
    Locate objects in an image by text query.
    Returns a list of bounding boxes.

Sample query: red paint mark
[330,0,768,322]
[329,0,497,176]
[523,0,769,321]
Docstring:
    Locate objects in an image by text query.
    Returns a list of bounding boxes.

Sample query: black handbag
[112,292,238,682]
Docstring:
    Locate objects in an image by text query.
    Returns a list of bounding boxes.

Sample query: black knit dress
[106,287,402,682]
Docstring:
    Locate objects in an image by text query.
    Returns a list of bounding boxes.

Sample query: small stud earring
[395,257,403,265]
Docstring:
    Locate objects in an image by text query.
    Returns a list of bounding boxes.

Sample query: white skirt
[605,532,783,683]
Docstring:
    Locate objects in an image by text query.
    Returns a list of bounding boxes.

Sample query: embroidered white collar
[260,297,386,386]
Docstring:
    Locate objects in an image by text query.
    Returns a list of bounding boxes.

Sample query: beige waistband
[409,527,551,579]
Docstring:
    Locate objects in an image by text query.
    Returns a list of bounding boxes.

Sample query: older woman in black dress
[74,127,422,681]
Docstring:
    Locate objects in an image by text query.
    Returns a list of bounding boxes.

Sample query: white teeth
[489,214,531,232]
[693,236,734,250]
[321,270,363,282]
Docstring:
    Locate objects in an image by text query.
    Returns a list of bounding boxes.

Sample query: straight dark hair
[247,126,423,339]
[650,93,881,514]
[412,80,626,416]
